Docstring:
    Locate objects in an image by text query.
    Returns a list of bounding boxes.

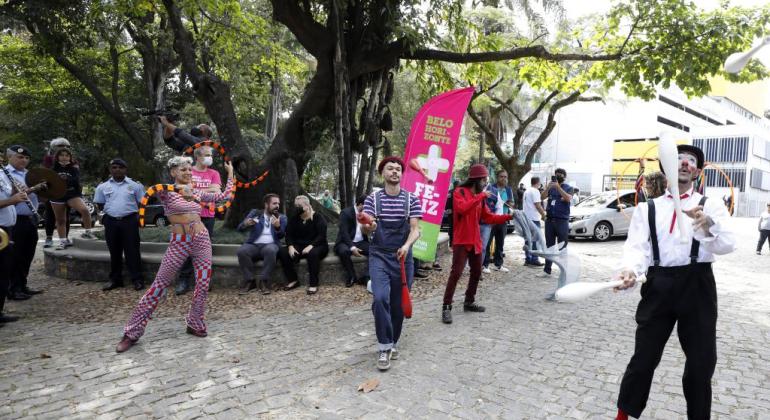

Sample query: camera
[551,175,557,182]
[139,107,180,123]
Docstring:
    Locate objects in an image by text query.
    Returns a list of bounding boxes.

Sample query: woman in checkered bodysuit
[116,156,234,353]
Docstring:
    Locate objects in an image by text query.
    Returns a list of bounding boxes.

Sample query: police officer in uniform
[4,145,42,300]
[94,159,145,291]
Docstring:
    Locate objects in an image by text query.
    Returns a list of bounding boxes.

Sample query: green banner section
[412,221,440,261]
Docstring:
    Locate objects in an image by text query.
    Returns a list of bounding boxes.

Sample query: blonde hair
[167,156,193,169]
[295,195,314,218]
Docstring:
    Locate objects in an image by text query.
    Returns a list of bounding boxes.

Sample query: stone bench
[44,234,449,288]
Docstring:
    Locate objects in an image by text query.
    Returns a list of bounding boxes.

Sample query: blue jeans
[479,224,492,265]
[544,218,569,274]
[525,220,541,263]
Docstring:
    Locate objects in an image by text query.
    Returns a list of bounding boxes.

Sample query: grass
[95,220,340,244]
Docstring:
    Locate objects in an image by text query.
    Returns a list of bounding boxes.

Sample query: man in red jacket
[442,164,513,324]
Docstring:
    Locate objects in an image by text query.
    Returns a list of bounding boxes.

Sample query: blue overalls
[369,191,414,352]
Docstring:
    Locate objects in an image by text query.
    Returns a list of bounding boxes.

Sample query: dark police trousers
[103,213,143,284]
[618,198,717,420]
[10,215,37,293]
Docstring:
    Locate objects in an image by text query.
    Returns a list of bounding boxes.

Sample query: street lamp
[724,36,770,74]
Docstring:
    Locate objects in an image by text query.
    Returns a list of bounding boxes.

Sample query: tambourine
[0,228,9,251]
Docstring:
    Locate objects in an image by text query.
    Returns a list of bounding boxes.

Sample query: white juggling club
[724,36,770,74]
[658,131,688,243]
[555,274,647,303]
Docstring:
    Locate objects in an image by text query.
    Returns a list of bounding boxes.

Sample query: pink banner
[402,86,475,260]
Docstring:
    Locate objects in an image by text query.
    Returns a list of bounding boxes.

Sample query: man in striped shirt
[361,156,422,371]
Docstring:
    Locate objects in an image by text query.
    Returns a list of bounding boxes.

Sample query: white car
[568,190,639,241]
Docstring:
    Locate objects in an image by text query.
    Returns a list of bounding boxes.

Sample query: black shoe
[345,276,356,288]
[22,287,43,295]
[431,263,442,271]
[239,280,257,295]
[442,304,453,324]
[102,282,124,291]
[463,302,486,312]
[259,279,272,295]
[0,314,20,323]
[357,275,370,285]
[174,280,190,296]
[414,271,429,279]
[8,292,31,301]
[133,281,145,291]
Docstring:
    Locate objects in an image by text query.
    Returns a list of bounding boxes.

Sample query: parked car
[568,190,639,241]
[37,195,100,227]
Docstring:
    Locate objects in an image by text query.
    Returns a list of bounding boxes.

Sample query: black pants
[44,200,69,238]
[0,226,13,314]
[618,263,717,419]
[177,217,216,284]
[10,215,37,293]
[333,240,369,282]
[484,223,507,268]
[757,229,770,252]
[103,214,143,284]
[278,244,329,287]
[544,217,569,273]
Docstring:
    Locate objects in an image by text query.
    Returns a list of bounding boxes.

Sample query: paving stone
[1,219,768,418]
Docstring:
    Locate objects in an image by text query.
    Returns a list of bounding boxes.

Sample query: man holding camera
[541,168,574,280]
[159,116,213,153]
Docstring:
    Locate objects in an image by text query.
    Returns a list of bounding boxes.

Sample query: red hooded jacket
[452,186,512,253]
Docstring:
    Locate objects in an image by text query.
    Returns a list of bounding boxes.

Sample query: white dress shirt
[622,187,736,278]
[353,207,364,243]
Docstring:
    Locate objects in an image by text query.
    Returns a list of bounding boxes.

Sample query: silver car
[568,190,638,241]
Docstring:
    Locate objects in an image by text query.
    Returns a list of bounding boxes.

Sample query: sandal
[283,281,300,291]
[306,287,318,295]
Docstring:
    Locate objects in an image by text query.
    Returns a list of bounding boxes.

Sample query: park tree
[411,1,770,185]
[3,0,769,225]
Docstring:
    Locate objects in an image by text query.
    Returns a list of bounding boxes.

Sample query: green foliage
[589,0,770,100]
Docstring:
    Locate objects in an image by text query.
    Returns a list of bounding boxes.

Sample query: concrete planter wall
[44,234,449,288]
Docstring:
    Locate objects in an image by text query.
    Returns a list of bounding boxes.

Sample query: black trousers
[103,214,143,284]
[618,263,717,419]
[333,240,369,282]
[278,244,329,287]
[484,223,507,268]
[757,229,770,252]
[177,217,216,284]
[10,215,37,293]
[0,226,13,314]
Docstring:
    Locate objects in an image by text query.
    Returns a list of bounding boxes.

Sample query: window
[657,116,690,132]
[703,168,745,191]
[693,136,749,163]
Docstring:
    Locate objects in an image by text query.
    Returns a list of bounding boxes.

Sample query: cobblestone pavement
[2,218,769,419]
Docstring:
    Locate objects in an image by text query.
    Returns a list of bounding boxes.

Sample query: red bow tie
[666,193,690,233]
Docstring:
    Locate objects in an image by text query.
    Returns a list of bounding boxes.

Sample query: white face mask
[202,156,213,166]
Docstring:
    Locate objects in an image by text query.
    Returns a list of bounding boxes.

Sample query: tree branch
[524,91,583,167]
[404,45,621,63]
[270,0,332,58]
[467,105,510,164]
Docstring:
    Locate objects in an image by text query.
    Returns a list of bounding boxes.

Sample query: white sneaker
[377,350,391,371]
[55,240,67,250]
[482,267,492,274]
[493,266,510,273]
[536,271,551,278]
[390,347,399,360]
